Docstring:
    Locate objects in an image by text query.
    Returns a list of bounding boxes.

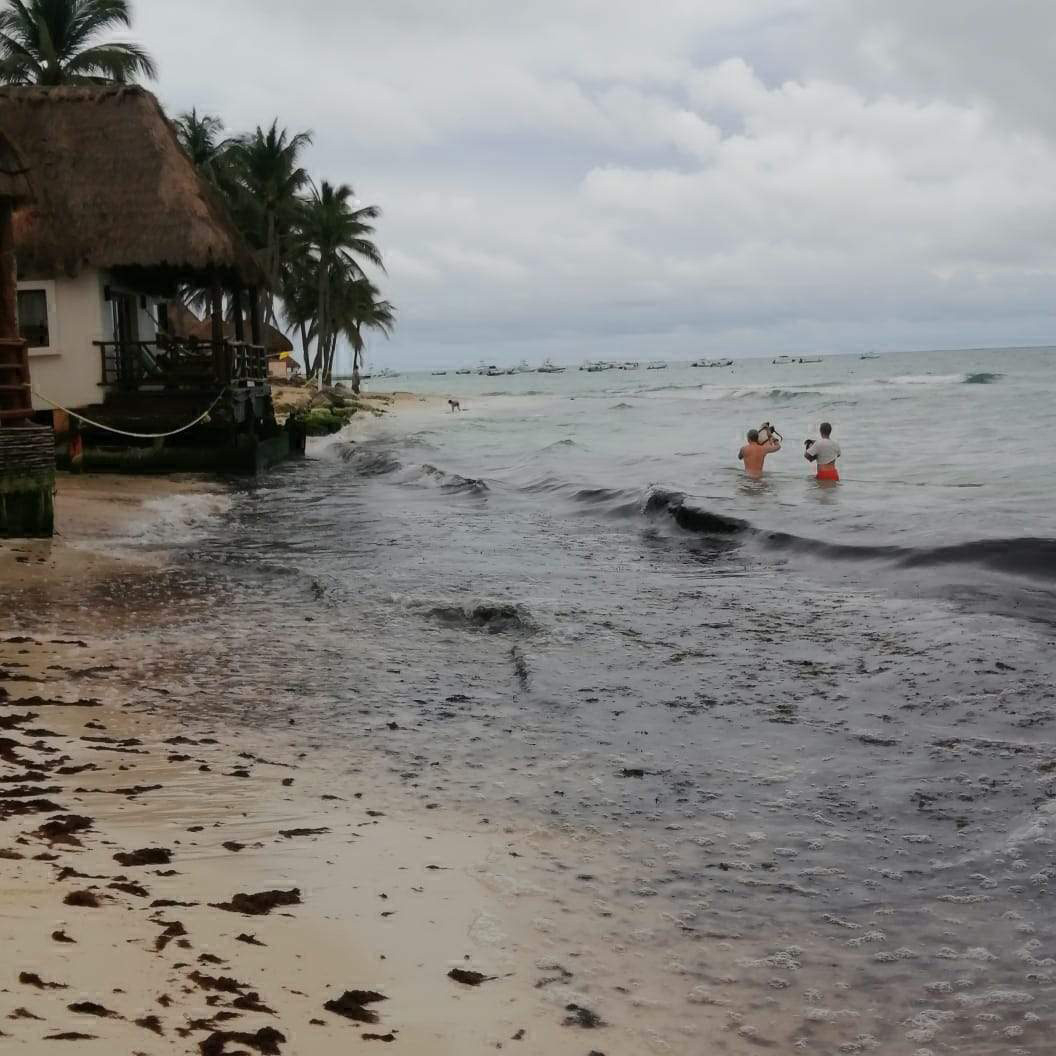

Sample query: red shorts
[816,465,839,482]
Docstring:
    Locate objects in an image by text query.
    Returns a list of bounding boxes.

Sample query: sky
[134,0,1056,369]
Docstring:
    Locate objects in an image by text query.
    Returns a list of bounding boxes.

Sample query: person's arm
[766,441,781,453]
[737,446,745,461]
[804,442,817,462]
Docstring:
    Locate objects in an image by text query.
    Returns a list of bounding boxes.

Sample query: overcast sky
[137,0,1056,369]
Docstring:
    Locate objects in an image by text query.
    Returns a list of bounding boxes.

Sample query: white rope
[31,388,228,440]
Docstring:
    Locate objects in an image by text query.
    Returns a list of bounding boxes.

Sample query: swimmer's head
[820,422,832,437]
[747,429,759,443]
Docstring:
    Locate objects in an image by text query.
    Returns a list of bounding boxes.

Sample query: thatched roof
[0,130,32,204]
[188,317,294,355]
[0,86,261,284]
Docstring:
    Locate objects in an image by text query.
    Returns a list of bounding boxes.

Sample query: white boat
[772,355,794,365]
[692,358,733,368]
[538,360,566,373]
[798,356,823,364]
[859,352,881,360]
[431,370,447,376]
[618,361,640,370]
[646,362,667,370]
[477,363,498,375]
[455,368,473,375]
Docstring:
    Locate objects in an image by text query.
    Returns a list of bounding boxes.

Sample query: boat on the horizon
[773,355,822,365]
[583,360,614,372]
[691,358,734,368]
[646,361,668,370]
[455,367,473,374]
[618,361,640,370]
[431,370,447,376]
[538,359,566,373]
[859,351,881,360]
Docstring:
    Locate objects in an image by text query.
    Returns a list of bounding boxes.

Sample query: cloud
[136,0,1056,367]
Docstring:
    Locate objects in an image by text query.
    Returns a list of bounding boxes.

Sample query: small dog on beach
[448,399,462,412]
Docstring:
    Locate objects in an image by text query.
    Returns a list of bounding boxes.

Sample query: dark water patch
[427,601,536,634]
[338,446,403,476]
[642,487,1056,588]
[410,464,489,494]
[965,372,1003,384]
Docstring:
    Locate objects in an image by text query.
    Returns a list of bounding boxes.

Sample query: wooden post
[232,287,245,343]
[210,278,225,383]
[0,201,17,340]
[249,286,262,346]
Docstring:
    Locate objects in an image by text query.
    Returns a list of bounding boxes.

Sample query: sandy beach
[0,462,625,1054]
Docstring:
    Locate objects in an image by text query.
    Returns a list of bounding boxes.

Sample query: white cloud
[134,0,1056,366]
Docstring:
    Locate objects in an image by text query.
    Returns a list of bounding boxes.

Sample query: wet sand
[0,473,620,1054]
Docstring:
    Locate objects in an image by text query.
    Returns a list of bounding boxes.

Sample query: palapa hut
[0,86,269,429]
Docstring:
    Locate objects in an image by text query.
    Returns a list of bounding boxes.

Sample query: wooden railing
[96,338,268,392]
[0,336,32,424]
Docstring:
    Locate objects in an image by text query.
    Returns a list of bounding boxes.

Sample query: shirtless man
[804,421,841,481]
[738,427,781,478]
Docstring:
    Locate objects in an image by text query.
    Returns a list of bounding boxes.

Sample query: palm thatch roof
[0,86,260,285]
[0,130,32,204]
[188,317,294,355]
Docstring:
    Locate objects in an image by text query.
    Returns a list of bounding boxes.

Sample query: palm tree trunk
[313,258,329,386]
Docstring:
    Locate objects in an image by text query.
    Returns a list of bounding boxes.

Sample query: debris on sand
[135,1015,164,1035]
[448,968,493,986]
[213,889,301,916]
[19,971,67,989]
[323,989,387,1023]
[51,930,76,943]
[232,992,275,1014]
[45,1032,97,1041]
[236,933,266,946]
[199,1026,286,1055]
[563,1003,605,1028]
[68,1001,122,1018]
[277,827,329,838]
[108,881,150,898]
[62,890,103,908]
[113,847,172,867]
[362,1032,396,1042]
[188,971,250,994]
[154,920,187,951]
[35,814,93,845]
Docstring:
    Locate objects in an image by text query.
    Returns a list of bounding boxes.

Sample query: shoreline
[1,464,625,1053]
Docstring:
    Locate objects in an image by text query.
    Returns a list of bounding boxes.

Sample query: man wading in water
[738,426,781,478]
[805,421,841,481]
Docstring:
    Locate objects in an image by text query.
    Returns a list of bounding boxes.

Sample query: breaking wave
[643,487,1056,582]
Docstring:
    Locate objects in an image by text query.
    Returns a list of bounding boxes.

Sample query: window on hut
[17,289,49,347]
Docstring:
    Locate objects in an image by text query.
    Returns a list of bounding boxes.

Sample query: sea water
[100,347,1056,1052]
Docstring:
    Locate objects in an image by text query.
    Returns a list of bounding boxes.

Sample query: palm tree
[336,276,395,375]
[174,108,233,185]
[294,180,384,385]
[0,0,156,85]
[225,121,313,329]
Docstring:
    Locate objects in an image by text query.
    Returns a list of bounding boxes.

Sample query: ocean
[112,346,1056,1052]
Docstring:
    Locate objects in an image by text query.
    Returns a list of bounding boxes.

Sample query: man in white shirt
[804,422,841,481]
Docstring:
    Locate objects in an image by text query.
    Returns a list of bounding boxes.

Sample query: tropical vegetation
[0,0,157,85]
[1,0,395,385]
